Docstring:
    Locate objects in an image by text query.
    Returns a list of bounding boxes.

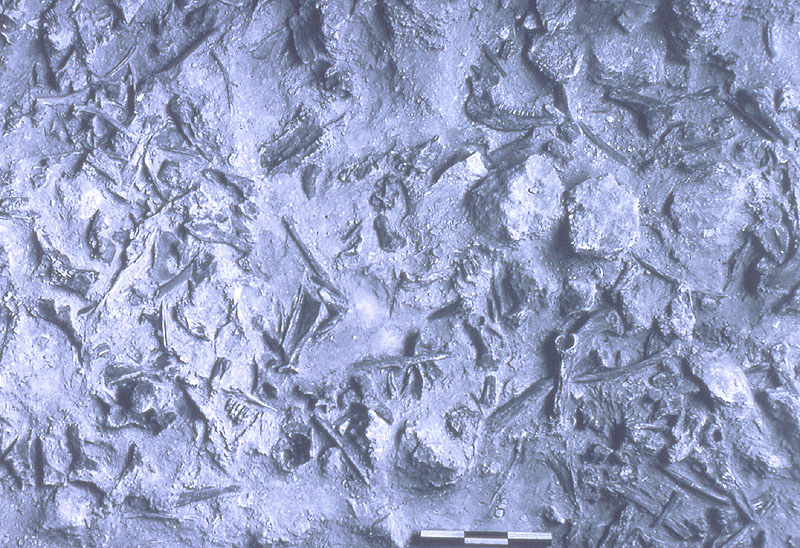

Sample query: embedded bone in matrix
[0,0,799,546]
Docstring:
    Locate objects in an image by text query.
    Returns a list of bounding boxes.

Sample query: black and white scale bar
[416,530,552,546]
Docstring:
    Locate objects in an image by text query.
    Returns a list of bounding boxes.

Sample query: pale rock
[567,174,639,257]
[689,348,753,409]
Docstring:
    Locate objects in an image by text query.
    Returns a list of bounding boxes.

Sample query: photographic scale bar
[417,530,552,546]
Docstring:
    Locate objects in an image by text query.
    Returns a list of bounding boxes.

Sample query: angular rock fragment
[157,160,188,191]
[776,86,800,112]
[34,238,98,297]
[40,5,76,56]
[615,2,655,33]
[561,276,597,313]
[521,12,542,33]
[466,155,563,242]
[665,167,748,291]
[440,152,488,188]
[528,30,583,82]
[377,0,447,50]
[361,409,393,467]
[759,389,800,448]
[666,178,736,241]
[319,447,347,478]
[445,406,479,439]
[566,174,639,257]
[336,402,392,472]
[617,270,670,332]
[535,0,576,34]
[590,32,664,85]
[658,293,695,339]
[406,152,486,278]
[44,484,95,531]
[689,348,753,409]
[396,418,471,490]
[663,0,721,63]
